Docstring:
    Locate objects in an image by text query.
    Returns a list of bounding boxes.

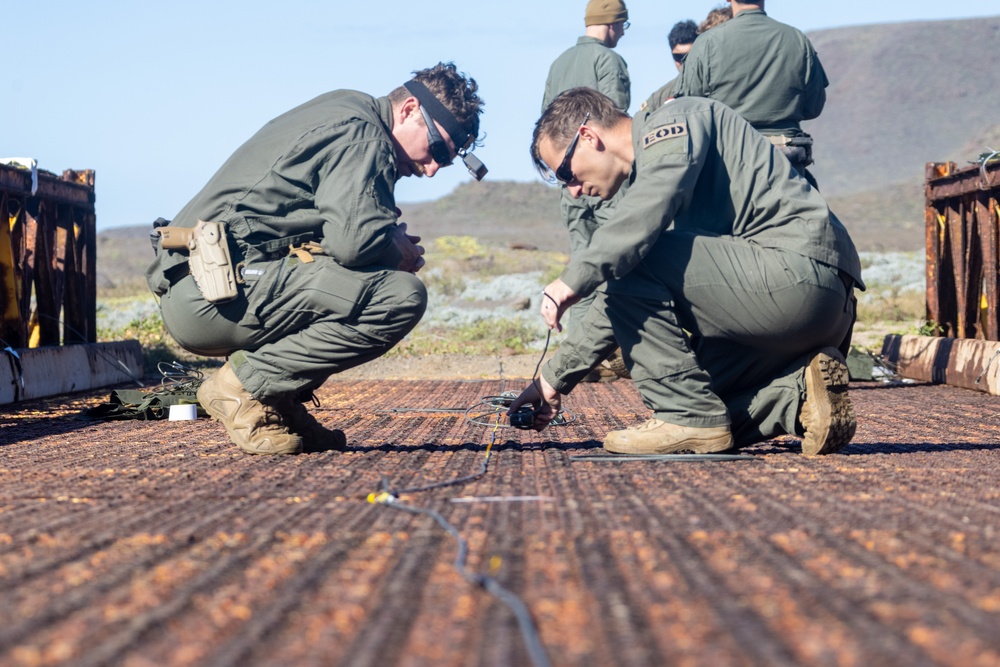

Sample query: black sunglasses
[418,104,454,167]
[671,50,688,64]
[404,79,488,180]
[554,112,591,184]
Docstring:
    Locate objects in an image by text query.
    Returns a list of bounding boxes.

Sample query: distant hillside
[95,182,566,295]
[401,180,566,252]
[807,16,1000,248]
[98,15,1000,267]
[402,16,1000,253]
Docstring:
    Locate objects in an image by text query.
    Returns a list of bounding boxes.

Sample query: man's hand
[540,278,580,331]
[393,222,425,273]
[507,375,563,432]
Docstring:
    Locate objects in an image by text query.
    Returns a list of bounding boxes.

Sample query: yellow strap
[290,245,315,263]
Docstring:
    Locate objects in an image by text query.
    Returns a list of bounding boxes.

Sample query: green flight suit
[542,36,631,329]
[673,9,827,137]
[673,9,827,182]
[145,90,426,402]
[542,97,864,447]
[639,78,676,115]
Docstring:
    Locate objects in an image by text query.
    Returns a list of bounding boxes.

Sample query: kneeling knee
[371,271,428,335]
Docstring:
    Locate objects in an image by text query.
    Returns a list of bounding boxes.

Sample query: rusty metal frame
[0,164,96,348]
[925,160,1000,340]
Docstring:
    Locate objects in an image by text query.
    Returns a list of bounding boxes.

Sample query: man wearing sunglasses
[673,0,827,187]
[509,88,864,457]
[642,8,734,115]
[541,0,632,382]
[146,62,485,456]
[639,19,697,114]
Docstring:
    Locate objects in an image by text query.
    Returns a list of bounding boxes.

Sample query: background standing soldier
[541,0,632,382]
[640,19,697,114]
[146,62,486,455]
[673,0,828,187]
[510,88,864,456]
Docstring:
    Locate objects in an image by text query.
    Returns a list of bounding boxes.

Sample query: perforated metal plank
[0,378,998,666]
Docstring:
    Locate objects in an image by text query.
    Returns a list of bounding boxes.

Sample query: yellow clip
[488,555,503,576]
[367,491,394,504]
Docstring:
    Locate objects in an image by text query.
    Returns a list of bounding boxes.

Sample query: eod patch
[640,121,689,162]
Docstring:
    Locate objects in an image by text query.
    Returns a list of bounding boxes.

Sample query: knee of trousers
[364,271,428,344]
[158,277,240,357]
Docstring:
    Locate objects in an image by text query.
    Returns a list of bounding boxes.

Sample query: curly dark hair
[531,88,629,178]
[389,62,484,146]
[668,19,698,49]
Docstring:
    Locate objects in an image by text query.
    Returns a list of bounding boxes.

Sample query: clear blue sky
[4,1,996,230]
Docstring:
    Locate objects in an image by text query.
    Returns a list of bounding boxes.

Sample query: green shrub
[392,317,541,356]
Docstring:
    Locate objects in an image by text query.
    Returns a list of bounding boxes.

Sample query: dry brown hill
[99,15,1000,272]
[808,16,1000,249]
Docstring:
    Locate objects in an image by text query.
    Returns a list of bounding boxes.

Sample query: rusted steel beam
[925,160,1000,340]
[0,194,20,346]
[925,164,942,328]
[0,165,97,346]
[976,192,999,340]
[0,164,94,207]
[882,333,1000,394]
[33,204,59,346]
[19,210,38,346]
[65,207,97,343]
[947,201,967,337]
[926,159,1000,199]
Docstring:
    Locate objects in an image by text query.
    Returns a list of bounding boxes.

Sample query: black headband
[403,79,470,150]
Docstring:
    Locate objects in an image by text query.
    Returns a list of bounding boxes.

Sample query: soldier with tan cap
[541,0,631,382]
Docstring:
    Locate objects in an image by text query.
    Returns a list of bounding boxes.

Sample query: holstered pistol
[157,220,238,303]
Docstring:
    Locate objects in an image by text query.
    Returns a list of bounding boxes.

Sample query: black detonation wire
[365,325,556,667]
[367,483,551,667]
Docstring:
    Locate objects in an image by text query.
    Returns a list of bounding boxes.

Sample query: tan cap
[585,0,628,26]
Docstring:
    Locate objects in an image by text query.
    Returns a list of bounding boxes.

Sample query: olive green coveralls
[145,91,426,402]
[674,9,828,182]
[542,36,631,328]
[542,97,864,447]
[640,78,677,116]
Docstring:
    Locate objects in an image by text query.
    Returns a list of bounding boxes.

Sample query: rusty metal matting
[1,378,999,666]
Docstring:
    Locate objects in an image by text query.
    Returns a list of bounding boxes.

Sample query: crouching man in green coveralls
[145,62,485,455]
[508,88,864,455]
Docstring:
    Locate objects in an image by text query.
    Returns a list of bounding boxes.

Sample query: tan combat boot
[197,362,303,455]
[605,347,631,379]
[604,419,734,455]
[580,361,620,383]
[280,393,347,453]
[799,347,856,455]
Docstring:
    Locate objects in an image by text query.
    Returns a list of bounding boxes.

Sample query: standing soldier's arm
[801,47,829,121]
[672,39,710,100]
[596,51,632,111]
[541,69,557,114]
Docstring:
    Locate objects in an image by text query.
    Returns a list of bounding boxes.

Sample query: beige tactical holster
[156,220,239,303]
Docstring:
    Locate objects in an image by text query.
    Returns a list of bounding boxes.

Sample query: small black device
[458,150,487,181]
[403,79,488,181]
[509,405,536,430]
